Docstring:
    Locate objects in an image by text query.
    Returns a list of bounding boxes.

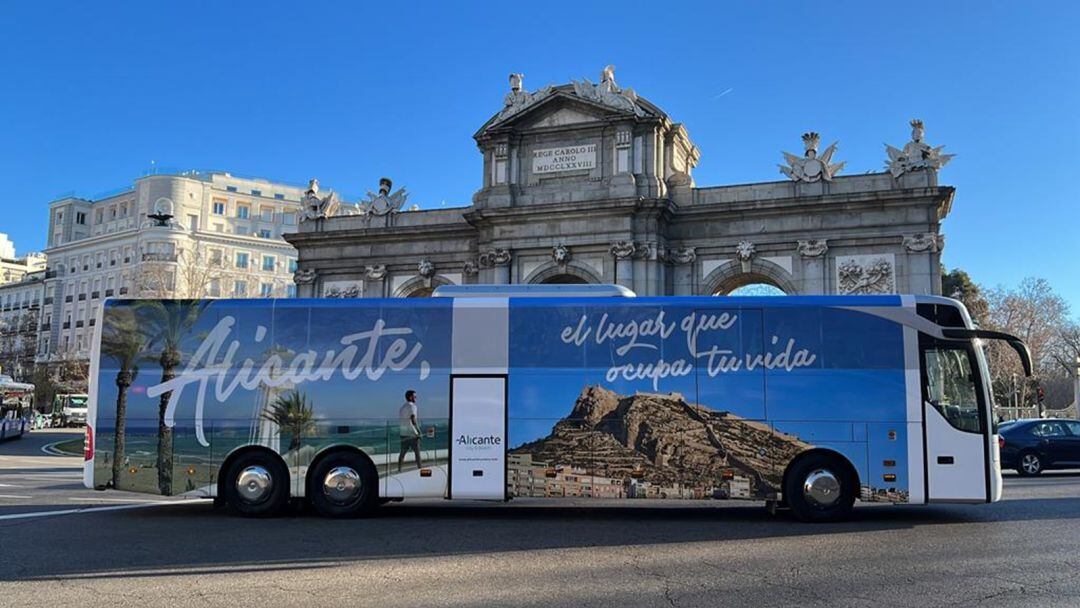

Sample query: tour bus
[83,286,1031,522]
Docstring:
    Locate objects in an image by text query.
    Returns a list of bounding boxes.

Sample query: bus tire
[222,451,289,517]
[784,453,856,523]
[307,450,379,518]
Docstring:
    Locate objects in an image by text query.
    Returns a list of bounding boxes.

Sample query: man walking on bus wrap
[398,390,423,473]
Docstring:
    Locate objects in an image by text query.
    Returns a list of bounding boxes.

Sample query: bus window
[923,345,981,433]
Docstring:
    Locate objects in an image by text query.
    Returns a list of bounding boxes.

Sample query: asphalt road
[1,429,1079,607]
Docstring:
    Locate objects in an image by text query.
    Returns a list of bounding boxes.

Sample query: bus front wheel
[307,450,379,518]
[784,453,856,523]
[222,451,289,517]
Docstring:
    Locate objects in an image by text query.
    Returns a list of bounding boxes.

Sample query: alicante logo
[455,434,502,447]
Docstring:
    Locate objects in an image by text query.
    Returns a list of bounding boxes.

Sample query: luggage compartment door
[449,375,507,500]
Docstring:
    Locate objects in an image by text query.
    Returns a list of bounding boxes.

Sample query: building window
[274,193,285,200]
[236,204,250,219]
[283,212,297,226]
[260,206,273,222]
[210,249,223,266]
[94,209,103,224]
[120,203,128,217]
[236,225,249,236]
[260,283,273,297]
[76,212,86,225]
[209,278,221,298]
[110,206,117,219]
[188,214,199,231]
[234,280,247,296]
[258,229,272,239]
[262,255,276,271]
[212,201,226,215]
[251,189,262,197]
[286,284,297,298]
[288,259,298,272]
[56,211,64,223]
[226,186,238,192]
[235,252,249,269]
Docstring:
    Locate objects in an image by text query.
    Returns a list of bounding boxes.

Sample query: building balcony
[142,252,179,262]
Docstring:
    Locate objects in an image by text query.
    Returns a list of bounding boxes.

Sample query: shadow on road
[5,495,1080,582]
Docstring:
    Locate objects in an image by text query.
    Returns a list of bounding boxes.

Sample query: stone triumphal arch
[286,67,955,298]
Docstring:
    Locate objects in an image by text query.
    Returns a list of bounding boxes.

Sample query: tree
[261,390,316,452]
[941,266,989,326]
[100,307,146,487]
[138,300,209,495]
[983,277,1073,414]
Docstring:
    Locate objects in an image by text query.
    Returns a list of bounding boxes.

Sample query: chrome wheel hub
[323,466,362,503]
[1022,454,1040,474]
[802,469,841,507]
[236,465,273,503]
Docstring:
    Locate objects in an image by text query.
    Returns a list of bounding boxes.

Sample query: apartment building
[0,268,45,381]
[40,171,307,363]
[0,234,46,286]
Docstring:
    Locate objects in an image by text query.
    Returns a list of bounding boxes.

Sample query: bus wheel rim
[323,466,362,503]
[1022,454,1039,473]
[802,469,841,507]
[235,466,273,503]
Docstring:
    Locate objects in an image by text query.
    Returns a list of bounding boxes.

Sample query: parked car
[1000,418,1080,476]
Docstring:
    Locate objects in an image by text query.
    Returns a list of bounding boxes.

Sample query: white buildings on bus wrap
[286,66,955,299]
[39,171,307,363]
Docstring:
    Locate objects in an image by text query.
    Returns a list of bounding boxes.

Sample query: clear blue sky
[1,2,1077,305]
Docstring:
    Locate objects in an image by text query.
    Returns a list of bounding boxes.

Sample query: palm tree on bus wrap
[139,300,209,495]
[261,390,316,453]
[99,306,147,488]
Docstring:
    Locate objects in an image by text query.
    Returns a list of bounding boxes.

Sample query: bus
[0,374,34,441]
[83,286,1031,522]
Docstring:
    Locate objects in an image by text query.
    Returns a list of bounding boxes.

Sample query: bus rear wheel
[307,451,379,518]
[784,453,856,523]
[222,451,289,517]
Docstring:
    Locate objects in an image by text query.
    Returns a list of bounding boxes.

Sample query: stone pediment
[475,84,664,138]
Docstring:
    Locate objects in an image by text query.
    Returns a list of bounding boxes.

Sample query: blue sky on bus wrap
[1,2,1078,306]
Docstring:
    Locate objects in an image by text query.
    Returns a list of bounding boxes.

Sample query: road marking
[41,441,82,457]
[0,499,210,521]
[0,494,32,499]
[67,497,181,504]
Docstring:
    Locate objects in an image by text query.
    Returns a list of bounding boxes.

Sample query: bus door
[448,375,507,500]
[919,335,989,502]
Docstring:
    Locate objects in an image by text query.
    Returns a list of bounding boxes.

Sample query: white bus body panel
[449,376,507,500]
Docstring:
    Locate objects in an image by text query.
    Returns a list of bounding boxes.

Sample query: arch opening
[539,273,588,285]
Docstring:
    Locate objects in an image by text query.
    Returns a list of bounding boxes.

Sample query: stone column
[479,249,511,284]
[293,269,317,298]
[667,246,696,296]
[796,240,828,295]
[364,265,387,297]
[902,234,943,295]
[610,242,636,289]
